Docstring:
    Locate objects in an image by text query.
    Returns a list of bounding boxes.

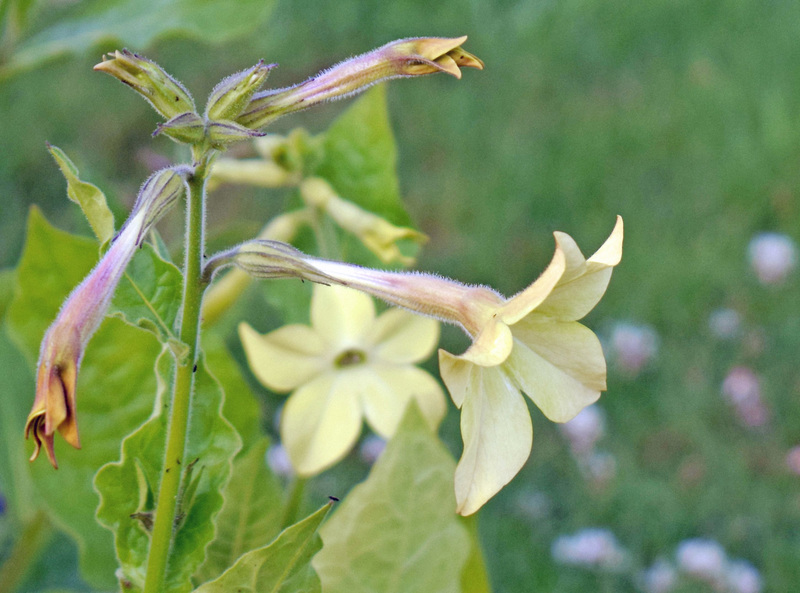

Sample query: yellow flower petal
[356,364,445,437]
[238,322,327,392]
[504,320,604,422]
[536,216,623,321]
[280,372,363,476]
[368,308,440,364]
[311,285,375,347]
[452,363,532,516]
[459,320,514,367]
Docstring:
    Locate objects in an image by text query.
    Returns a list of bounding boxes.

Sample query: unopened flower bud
[237,36,483,129]
[129,167,188,243]
[300,177,426,265]
[94,49,196,121]
[153,112,205,144]
[205,60,275,121]
[206,120,265,148]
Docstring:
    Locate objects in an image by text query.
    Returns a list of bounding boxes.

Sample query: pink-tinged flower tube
[237,36,483,129]
[210,217,623,513]
[26,169,185,467]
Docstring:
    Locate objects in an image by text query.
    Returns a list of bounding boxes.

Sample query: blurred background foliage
[1,0,799,591]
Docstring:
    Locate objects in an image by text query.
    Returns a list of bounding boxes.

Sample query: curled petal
[451,363,532,516]
[500,245,565,325]
[280,372,362,476]
[536,216,624,321]
[368,308,440,364]
[239,322,327,392]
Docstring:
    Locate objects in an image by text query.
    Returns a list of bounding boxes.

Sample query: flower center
[334,348,367,368]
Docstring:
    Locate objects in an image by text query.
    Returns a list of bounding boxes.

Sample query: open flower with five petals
[239,284,445,476]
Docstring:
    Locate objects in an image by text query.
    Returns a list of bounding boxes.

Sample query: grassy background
[2,0,800,591]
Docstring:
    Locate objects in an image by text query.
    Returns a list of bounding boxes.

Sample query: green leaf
[0,268,15,321]
[6,207,96,362]
[110,242,184,346]
[192,503,331,593]
[47,144,115,244]
[0,324,39,523]
[95,349,242,593]
[193,439,284,585]
[313,402,470,593]
[313,85,409,226]
[459,515,492,593]
[202,332,264,452]
[4,0,276,76]
[5,208,166,588]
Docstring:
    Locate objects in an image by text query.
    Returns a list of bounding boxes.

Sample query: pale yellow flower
[239,284,445,476]
[438,217,623,514]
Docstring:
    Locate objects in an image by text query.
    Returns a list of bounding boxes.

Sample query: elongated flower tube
[26,168,186,467]
[237,36,483,129]
[210,217,623,513]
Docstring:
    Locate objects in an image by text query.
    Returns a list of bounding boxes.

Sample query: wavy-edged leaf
[193,439,284,585]
[6,208,161,588]
[47,143,115,244]
[4,0,276,76]
[110,242,184,348]
[95,348,241,593]
[313,402,470,593]
[193,503,331,593]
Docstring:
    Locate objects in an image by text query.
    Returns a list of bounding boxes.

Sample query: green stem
[143,150,212,593]
[0,511,54,593]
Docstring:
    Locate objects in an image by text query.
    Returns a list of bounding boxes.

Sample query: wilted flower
[747,232,797,285]
[237,36,483,129]
[26,168,185,467]
[239,284,445,476]
[212,217,622,513]
[551,528,627,570]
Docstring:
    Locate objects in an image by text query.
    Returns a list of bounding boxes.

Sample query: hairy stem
[143,151,211,593]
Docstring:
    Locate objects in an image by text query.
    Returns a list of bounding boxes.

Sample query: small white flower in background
[785,445,800,476]
[639,558,677,593]
[708,308,741,340]
[551,528,627,570]
[675,538,727,588]
[721,367,769,428]
[266,444,294,478]
[726,559,763,593]
[359,434,387,465]
[609,321,659,375]
[560,404,606,454]
[747,232,797,285]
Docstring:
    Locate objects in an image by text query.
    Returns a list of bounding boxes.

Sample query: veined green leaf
[193,439,284,585]
[192,503,331,593]
[6,207,96,363]
[0,268,15,321]
[95,348,241,593]
[3,0,276,76]
[313,402,470,593]
[110,242,184,346]
[47,144,115,245]
[459,515,492,593]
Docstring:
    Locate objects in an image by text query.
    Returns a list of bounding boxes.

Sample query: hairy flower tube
[239,284,445,476]
[26,168,186,467]
[210,217,622,512]
[237,36,483,129]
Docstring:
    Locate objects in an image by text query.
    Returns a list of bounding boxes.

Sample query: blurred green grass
[2,0,800,591]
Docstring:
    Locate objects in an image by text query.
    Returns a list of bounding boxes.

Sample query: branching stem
[143,149,212,593]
